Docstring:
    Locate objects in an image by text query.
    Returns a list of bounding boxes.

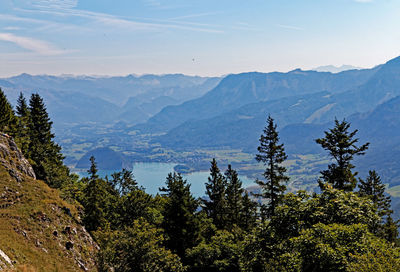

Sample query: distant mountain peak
[312,65,363,73]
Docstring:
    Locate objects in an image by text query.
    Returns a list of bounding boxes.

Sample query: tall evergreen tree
[359,170,391,217]
[316,119,369,192]
[16,92,29,117]
[27,93,69,187]
[255,115,289,218]
[15,92,30,153]
[225,165,244,229]
[359,170,398,241]
[240,191,258,231]
[203,159,228,229]
[83,156,108,232]
[160,172,201,259]
[0,88,16,134]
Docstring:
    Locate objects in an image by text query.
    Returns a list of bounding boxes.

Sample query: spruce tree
[15,92,30,153]
[160,172,201,259]
[203,159,228,229]
[255,115,289,218]
[16,92,29,117]
[225,164,244,229]
[359,170,391,217]
[27,93,69,187]
[240,191,258,231]
[359,170,398,241]
[83,156,107,232]
[316,119,369,191]
[0,88,16,134]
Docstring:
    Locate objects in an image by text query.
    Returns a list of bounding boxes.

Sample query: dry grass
[0,166,97,271]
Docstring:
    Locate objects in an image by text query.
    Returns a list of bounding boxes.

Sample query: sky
[0,0,399,77]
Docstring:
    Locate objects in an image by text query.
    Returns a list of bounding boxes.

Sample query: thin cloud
[28,0,78,9]
[277,24,304,31]
[169,12,222,20]
[0,13,90,34]
[354,0,373,2]
[17,6,224,33]
[0,32,65,55]
[2,26,23,31]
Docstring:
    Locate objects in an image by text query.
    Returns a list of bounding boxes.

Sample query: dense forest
[1,87,400,271]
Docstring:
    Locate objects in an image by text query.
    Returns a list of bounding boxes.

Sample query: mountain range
[1,57,400,191]
[0,73,221,131]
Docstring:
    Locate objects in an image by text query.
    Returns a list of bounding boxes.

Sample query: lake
[76,162,256,197]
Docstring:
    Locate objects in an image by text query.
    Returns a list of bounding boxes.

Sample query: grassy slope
[0,155,97,270]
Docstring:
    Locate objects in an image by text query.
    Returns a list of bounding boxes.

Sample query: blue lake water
[76,162,256,197]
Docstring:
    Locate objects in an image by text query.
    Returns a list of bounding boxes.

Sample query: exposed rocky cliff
[0,133,98,271]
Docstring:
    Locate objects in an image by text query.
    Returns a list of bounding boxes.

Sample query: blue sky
[0,0,399,76]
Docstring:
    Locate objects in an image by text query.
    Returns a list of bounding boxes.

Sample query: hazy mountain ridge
[0,74,221,130]
[148,57,400,152]
[136,67,378,133]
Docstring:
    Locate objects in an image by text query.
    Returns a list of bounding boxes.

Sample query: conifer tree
[203,159,228,229]
[240,191,258,231]
[225,165,244,229]
[255,115,289,218]
[316,119,369,192]
[15,92,30,153]
[83,156,107,232]
[27,93,69,187]
[359,170,391,217]
[160,172,201,259]
[0,88,16,134]
[383,215,399,244]
[16,92,29,117]
[359,170,399,241]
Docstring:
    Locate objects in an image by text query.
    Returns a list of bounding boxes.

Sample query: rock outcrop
[0,133,35,181]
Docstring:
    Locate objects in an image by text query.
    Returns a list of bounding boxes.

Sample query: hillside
[0,133,97,271]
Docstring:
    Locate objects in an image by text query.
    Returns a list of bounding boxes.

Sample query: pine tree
[203,159,228,229]
[0,88,16,134]
[83,156,108,232]
[240,191,258,231]
[225,165,244,229]
[27,93,69,187]
[316,119,369,192]
[14,92,30,153]
[359,170,399,242]
[255,115,289,218]
[16,92,29,117]
[359,170,391,217]
[160,172,201,259]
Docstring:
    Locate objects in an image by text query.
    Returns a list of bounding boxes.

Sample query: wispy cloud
[27,0,78,9]
[169,12,222,20]
[0,13,86,32]
[354,0,373,2]
[2,26,23,31]
[277,24,304,31]
[17,6,224,33]
[0,32,65,55]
